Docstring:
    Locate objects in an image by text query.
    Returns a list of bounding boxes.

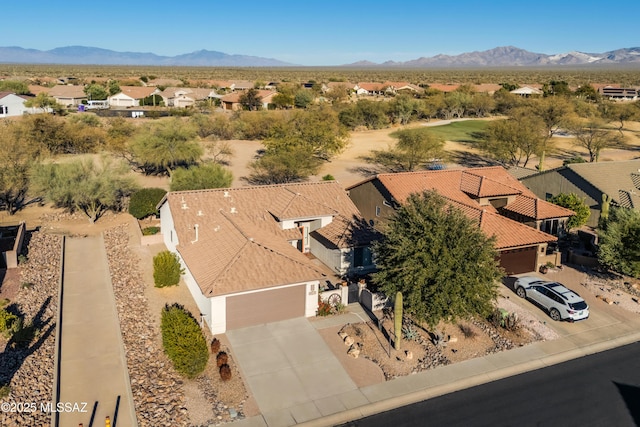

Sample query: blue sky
[3,0,638,65]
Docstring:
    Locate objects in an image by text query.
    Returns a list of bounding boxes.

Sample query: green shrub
[153,250,184,288]
[322,174,335,181]
[0,309,18,337]
[129,188,167,219]
[142,226,160,236]
[161,303,209,378]
[0,384,10,398]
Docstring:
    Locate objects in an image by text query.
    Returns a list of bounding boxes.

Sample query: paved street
[341,342,640,427]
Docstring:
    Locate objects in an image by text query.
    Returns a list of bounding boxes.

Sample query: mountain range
[0,45,639,67]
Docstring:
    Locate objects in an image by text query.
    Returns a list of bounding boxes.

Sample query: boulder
[344,335,354,346]
[347,345,360,358]
[405,350,413,360]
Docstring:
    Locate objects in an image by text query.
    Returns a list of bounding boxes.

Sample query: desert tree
[372,190,502,327]
[549,193,590,230]
[530,97,573,170]
[0,123,39,214]
[170,163,233,191]
[568,119,620,162]
[598,207,640,278]
[238,88,263,111]
[367,127,445,172]
[479,110,545,168]
[246,147,321,185]
[264,105,348,161]
[30,157,138,223]
[128,118,203,175]
[388,94,419,125]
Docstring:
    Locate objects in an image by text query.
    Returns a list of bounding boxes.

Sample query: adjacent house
[220,90,276,111]
[0,92,29,117]
[0,92,49,117]
[47,85,87,106]
[108,86,161,107]
[520,160,640,228]
[158,87,220,108]
[510,86,543,97]
[347,167,574,275]
[157,181,377,333]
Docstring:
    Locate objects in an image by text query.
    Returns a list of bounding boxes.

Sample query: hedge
[129,187,167,219]
[161,303,209,378]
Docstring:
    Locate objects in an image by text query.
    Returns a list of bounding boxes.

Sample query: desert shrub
[0,298,9,308]
[21,282,34,289]
[141,226,160,235]
[153,250,184,288]
[0,309,18,337]
[402,324,419,341]
[129,187,167,219]
[487,308,505,328]
[219,364,232,381]
[458,323,477,339]
[322,174,335,181]
[161,303,209,378]
[0,384,10,398]
[317,299,332,316]
[503,312,521,331]
[210,337,221,354]
[216,351,228,367]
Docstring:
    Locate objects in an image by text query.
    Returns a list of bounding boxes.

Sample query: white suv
[514,276,589,322]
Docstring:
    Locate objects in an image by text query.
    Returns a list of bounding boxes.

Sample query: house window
[545,193,553,201]
[0,105,7,115]
[375,206,381,217]
[383,200,392,208]
[353,247,373,268]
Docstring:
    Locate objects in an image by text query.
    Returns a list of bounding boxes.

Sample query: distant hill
[0,46,295,67]
[344,46,640,68]
[0,45,639,67]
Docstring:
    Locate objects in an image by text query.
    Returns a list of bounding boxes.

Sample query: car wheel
[550,308,561,321]
[516,286,526,298]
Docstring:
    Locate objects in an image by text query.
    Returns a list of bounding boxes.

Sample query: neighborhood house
[157,182,377,333]
[347,167,574,275]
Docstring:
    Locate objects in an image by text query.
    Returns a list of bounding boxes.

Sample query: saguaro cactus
[601,193,610,223]
[394,291,403,350]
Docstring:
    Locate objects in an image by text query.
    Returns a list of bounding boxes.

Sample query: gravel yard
[0,232,61,427]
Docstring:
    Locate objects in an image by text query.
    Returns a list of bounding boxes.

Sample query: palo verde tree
[372,190,502,327]
[598,207,640,278]
[170,163,233,191]
[30,157,138,223]
[128,118,203,175]
[0,123,39,214]
[367,127,445,172]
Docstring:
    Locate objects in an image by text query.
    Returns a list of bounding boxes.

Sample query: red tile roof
[349,166,571,249]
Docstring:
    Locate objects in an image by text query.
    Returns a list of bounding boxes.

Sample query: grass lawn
[421,120,490,143]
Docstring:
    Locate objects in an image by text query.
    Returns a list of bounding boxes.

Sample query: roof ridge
[168,180,339,196]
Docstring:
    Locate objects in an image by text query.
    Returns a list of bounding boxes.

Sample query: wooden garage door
[226,285,306,330]
[499,246,537,275]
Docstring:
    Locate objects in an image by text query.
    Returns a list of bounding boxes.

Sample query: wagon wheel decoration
[327,293,342,307]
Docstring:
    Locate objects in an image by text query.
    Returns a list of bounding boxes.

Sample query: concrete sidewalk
[55,235,137,427]
[232,304,640,427]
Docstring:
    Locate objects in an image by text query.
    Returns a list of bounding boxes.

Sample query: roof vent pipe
[191,224,199,244]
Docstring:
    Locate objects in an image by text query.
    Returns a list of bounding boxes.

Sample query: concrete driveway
[503,268,640,340]
[227,318,366,426]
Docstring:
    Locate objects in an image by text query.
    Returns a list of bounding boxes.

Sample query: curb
[296,330,640,427]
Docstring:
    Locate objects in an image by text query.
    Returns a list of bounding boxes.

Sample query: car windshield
[569,301,588,310]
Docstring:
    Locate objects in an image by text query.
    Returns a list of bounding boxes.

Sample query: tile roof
[163,182,375,296]
[564,160,640,206]
[350,166,565,249]
[118,86,159,99]
[47,85,86,98]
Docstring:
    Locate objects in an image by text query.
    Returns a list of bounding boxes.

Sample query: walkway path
[56,235,137,427]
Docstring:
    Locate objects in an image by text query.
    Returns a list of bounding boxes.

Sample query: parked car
[514,276,589,322]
